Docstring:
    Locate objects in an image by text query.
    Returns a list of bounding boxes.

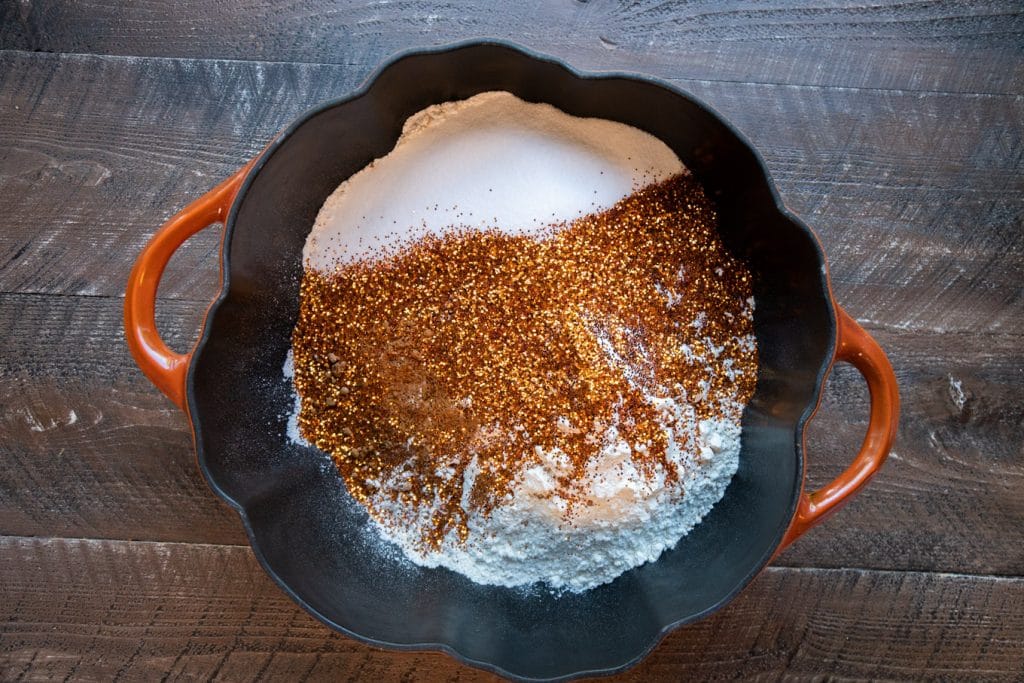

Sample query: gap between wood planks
[0,534,1020,581]
[3,0,1022,98]
[2,47,1021,100]
[2,288,1004,340]
[3,48,1020,334]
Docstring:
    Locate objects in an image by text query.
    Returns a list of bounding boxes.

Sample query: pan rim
[186,39,837,682]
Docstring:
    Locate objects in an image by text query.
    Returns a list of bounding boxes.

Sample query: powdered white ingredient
[364,401,745,593]
[283,349,303,445]
[286,345,749,592]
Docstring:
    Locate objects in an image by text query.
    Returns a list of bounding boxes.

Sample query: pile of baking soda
[287,92,757,592]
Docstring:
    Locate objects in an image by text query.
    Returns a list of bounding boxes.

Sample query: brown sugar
[291,173,757,549]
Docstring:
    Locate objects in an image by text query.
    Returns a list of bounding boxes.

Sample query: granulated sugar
[287,92,757,592]
[304,91,683,267]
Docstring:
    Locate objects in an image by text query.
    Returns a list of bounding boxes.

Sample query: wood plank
[1,1,1022,94]
[1,51,1021,334]
[0,536,1021,681]
[784,331,1024,575]
[2,5,1019,679]
[2,292,1022,574]
[0,51,354,304]
[0,294,246,546]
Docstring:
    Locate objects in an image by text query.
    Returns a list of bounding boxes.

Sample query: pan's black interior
[189,43,834,681]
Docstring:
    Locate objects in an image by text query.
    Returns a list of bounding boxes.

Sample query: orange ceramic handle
[780,306,899,549]
[124,164,251,410]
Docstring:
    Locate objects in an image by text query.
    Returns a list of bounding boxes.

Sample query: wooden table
[2,2,1022,680]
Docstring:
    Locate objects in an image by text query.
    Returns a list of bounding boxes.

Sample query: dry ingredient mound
[302,91,684,267]
[290,171,757,592]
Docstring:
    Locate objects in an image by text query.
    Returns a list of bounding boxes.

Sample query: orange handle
[779,306,899,549]
[124,164,251,410]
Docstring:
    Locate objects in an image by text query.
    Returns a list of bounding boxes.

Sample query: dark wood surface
[1,2,1021,680]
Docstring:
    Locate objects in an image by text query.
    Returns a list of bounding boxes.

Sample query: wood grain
[0,536,1021,681]
[1,3,1022,679]
[1,51,1021,335]
[790,331,1024,575]
[0,293,244,545]
[1,0,1022,94]
[2,292,1021,573]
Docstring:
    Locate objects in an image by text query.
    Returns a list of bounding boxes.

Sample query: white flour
[286,348,748,592]
[288,92,755,592]
[365,404,745,593]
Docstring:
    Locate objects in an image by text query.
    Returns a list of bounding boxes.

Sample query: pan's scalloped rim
[185,38,836,683]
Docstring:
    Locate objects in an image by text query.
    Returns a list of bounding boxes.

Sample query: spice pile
[291,172,757,563]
